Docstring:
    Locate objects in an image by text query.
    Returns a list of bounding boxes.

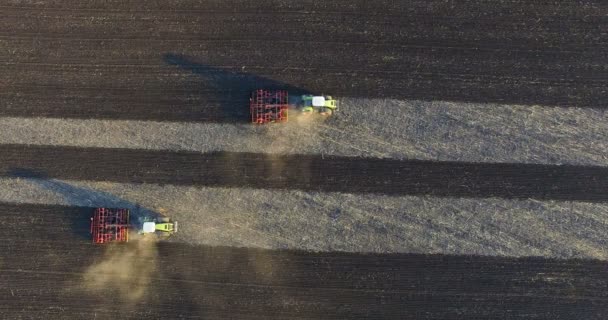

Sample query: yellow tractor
[249,90,338,124]
[299,94,338,116]
[141,217,178,235]
[91,208,177,244]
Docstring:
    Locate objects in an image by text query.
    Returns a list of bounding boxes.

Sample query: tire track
[4,63,605,85]
[3,35,601,52]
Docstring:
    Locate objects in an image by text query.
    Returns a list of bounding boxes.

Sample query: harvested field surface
[2,0,608,318]
[3,144,608,201]
[1,0,608,124]
[2,203,608,319]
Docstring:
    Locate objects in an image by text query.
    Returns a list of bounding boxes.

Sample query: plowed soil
[1,0,607,124]
[4,144,608,201]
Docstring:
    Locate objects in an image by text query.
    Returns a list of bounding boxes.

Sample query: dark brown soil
[1,0,607,124]
[5,144,608,202]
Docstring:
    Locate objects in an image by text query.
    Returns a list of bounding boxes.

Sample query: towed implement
[250,89,338,124]
[90,207,177,244]
[250,89,289,124]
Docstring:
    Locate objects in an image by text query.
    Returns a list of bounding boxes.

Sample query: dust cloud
[259,110,326,154]
[263,111,324,187]
[82,233,158,303]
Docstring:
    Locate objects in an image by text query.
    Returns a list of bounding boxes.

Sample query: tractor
[90,207,177,244]
[299,94,338,116]
[250,89,338,124]
[140,217,178,235]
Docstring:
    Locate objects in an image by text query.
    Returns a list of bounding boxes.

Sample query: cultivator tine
[250,89,288,124]
[90,207,130,244]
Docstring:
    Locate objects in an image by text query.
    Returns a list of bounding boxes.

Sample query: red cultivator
[90,207,178,244]
[90,207,130,244]
[250,89,289,124]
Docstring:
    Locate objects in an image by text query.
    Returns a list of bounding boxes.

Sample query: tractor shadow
[10,168,163,241]
[163,53,312,123]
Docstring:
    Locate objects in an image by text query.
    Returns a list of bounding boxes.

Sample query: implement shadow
[9,168,161,241]
[163,53,312,123]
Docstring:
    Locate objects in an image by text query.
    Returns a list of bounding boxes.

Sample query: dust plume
[82,233,158,303]
[260,110,327,154]
[238,111,323,189]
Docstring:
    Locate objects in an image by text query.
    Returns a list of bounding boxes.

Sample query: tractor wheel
[319,108,333,116]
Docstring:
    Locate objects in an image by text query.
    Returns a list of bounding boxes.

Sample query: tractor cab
[142,222,156,234]
[312,96,326,107]
[141,220,178,234]
[301,94,338,115]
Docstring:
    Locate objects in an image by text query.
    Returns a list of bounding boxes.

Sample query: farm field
[1,0,608,318]
[2,203,608,319]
